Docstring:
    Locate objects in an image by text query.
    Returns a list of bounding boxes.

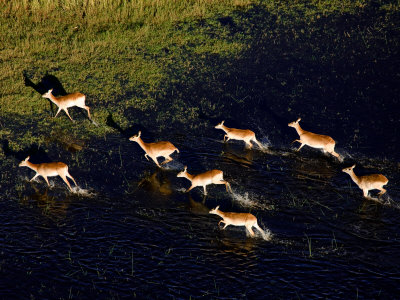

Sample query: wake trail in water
[257,132,274,153]
[380,195,400,210]
[337,149,354,162]
[230,191,274,211]
[163,160,185,171]
[256,132,293,157]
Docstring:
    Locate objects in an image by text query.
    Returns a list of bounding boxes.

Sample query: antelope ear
[25,156,30,161]
[216,205,220,210]
[49,88,53,93]
[297,118,301,123]
[184,166,187,171]
[221,120,225,124]
[138,131,141,137]
[351,164,356,169]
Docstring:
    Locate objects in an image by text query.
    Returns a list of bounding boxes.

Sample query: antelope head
[209,205,220,215]
[129,131,142,142]
[42,89,53,98]
[288,117,301,128]
[342,164,356,174]
[215,121,225,129]
[19,156,30,167]
[177,166,188,178]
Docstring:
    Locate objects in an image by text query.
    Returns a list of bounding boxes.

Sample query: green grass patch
[1,0,399,154]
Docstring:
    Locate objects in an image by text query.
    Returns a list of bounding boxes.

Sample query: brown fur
[129,131,179,167]
[177,166,232,195]
[19,156,77,191]
[215,121,263,149]
[209,206,264,237]
[42,89,91,121]
[288,118,340,159]
[342,164,388,198]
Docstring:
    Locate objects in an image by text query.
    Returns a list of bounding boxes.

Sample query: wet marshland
[1,3,400,299]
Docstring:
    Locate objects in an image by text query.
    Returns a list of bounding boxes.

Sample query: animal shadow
[23,72,67,115]
[106,112,148,139]
[1,140,51,163]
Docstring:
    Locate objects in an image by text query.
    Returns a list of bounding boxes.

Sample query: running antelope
[215,121,263,149]
[288,118,340,159]
[177,166,232,195]
[19,156,77,192]
[342,164,388,199]
[209,206,265,237]
[129,131,179,168]
[42,89,91,121]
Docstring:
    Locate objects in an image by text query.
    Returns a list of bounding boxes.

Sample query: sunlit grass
[0,0,399,153]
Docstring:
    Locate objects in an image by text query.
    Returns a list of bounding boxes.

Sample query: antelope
[215,121,263,149]
[129,131,179,168]
[177,166,232,195]
[42,89,91,121]
[288,118,340,159]
[19,156,77,192]
[209,206,265,237]
[342,164,388,199]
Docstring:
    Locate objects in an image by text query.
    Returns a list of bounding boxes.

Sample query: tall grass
[0,0,399,153]
[1,0,251,25]
[0,0,253,151]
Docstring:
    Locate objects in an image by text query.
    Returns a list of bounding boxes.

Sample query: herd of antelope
[18,89,389,239]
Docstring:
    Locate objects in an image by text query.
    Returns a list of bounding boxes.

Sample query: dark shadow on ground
[23,72,67,96]
[23,72,68,115]
[1,139,51,163]
[106,112,149,139]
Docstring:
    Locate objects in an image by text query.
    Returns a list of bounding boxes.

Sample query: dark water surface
[1,126,399,299]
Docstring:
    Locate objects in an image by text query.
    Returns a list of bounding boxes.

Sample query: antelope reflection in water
[187,194,209,215]
[221,143,254,167]
[20,184,71,220]
[138,170,173,196]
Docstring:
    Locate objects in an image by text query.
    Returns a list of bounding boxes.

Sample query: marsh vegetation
[1,0,400,298]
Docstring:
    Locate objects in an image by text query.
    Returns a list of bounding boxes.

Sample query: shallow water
[2,3,400,297]
[1,126,399,299]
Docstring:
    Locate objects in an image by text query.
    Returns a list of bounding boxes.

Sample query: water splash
[257,133,273,153]
[260,145,275,155]
[175,187,187,193]
[260,137,272,148]
[257,225,273,241]
[231,191,258,207]
[337,149,355,161]
[71,186,97,197]
[243,223,272,241]
[356,194,400,210]
[230,191,274,211]
[21,176,69,190]
[163,160,185,171]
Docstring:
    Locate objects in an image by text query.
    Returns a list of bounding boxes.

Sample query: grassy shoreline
[1,0,399,156]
